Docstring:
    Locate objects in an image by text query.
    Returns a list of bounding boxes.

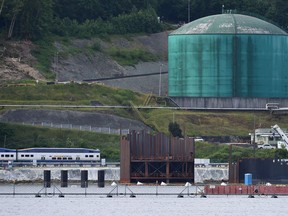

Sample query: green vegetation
[195,142,288,162]
[0,83,146,107]
[142,109,288,136]
[1,1,287,42]
[168,121,183,137]
[0,83,269,163]
[32,38,57,80]
[2,83,288,137]
[0,123,120,161]
[1,80,288,162]
[108,47,159,66]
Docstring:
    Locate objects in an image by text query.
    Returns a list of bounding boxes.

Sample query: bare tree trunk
[0,0,5,15]
[8,13,16,39]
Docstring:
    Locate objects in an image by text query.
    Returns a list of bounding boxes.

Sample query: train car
[0,147,100,166]
[0,148,17,161]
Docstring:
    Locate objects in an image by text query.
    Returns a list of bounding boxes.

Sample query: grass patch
[32,37,57,80]
[108,47,159,66]
[0,83,146,106]
[195,141,288,162]
[87,42,102,52]
[2,83,288,137]
[142,109,288,136]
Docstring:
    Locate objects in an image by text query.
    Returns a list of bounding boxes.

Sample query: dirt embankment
[0,40,44,82]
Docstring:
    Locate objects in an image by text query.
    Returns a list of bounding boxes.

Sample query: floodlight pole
[158,64,163,97]
[253,113,256,157]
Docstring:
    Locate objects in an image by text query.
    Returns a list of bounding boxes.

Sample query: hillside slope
[0,109,151,132]
[1,32,170,95]
[53,32,169,94]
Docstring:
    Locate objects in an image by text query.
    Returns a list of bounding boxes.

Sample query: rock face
[0,109,152,132]
[0,167,120,182]
[194,167,229,183]
[52,32,169,95]
[0,167,228,183]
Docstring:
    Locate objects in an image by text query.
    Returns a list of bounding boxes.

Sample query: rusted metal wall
[120,136,130,183]
[205,185,288,195]
[120,131,195,183]
[128,131,194,161]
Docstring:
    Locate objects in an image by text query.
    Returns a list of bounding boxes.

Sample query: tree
[266,0,288,31]
[0,0,53,40]
[0,123,15,148]
[168,122,183,137]
[274,149,288,159]
[16,0,54,40]
[1,0,287,39]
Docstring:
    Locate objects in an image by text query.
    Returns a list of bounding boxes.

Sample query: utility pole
[253,113,256,157]
[158,63,163,97]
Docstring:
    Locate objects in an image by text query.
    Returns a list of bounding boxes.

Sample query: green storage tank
[168,14,288,108]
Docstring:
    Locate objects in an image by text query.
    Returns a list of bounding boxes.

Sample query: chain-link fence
[20,122,130,135]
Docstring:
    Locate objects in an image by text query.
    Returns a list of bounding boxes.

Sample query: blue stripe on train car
[0,148,16,152]
[18,148,100,153]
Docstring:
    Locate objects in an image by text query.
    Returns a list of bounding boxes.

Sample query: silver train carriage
[0,147,100,166]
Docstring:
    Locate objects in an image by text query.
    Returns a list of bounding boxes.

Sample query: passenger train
[0,147,100,166]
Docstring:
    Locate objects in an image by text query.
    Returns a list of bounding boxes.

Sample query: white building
[249,128,288,147]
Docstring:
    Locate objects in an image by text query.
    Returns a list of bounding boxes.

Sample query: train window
[11,155,14,157]
[76,156,80,160]
[5,155,9,157]
[31,155,33,157]
[89,155,93,157]
[63,157,67,160]
[21,155,24,157]
[57,157,62,160]
[85,155,88,157]
[1,154,4,157]
[41,156,45,160]
[52,157,56,160]
[25,155,29,157]
[96,155,99,158]
[68,157,72,160]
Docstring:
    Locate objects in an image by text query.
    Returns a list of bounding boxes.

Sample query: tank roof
[171,14,287,35]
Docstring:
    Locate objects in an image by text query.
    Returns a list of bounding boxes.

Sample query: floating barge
[204,184,288,195]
